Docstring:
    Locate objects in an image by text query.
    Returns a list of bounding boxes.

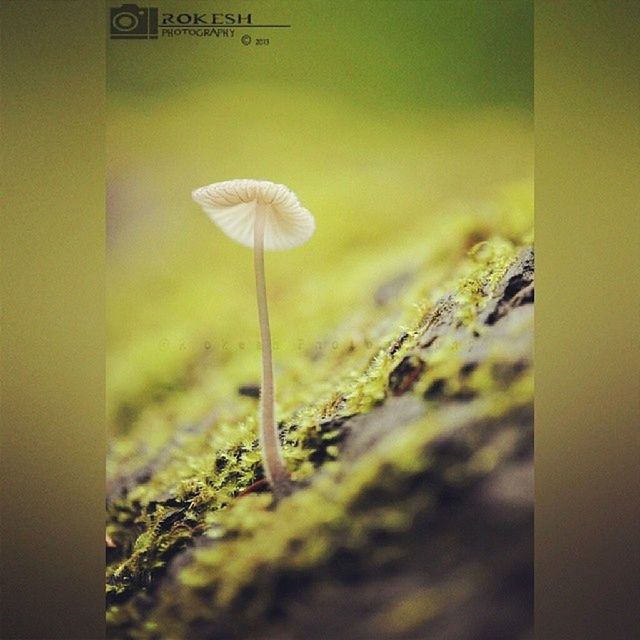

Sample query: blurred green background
[107,0,533,430]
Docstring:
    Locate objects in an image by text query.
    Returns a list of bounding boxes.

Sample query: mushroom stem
[253,204,291,493]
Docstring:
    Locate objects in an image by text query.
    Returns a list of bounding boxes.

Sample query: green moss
[138,384,531,638]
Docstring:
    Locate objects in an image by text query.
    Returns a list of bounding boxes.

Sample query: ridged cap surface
[192,179,315,250]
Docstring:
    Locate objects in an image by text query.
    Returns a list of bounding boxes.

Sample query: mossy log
[107,236,534,640]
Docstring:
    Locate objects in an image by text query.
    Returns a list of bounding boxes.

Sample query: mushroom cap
[192,179,315,251]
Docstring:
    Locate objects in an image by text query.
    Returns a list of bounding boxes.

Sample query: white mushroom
[192,179,315,498]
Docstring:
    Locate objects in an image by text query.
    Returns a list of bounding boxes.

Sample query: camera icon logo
[110,4,158,39]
